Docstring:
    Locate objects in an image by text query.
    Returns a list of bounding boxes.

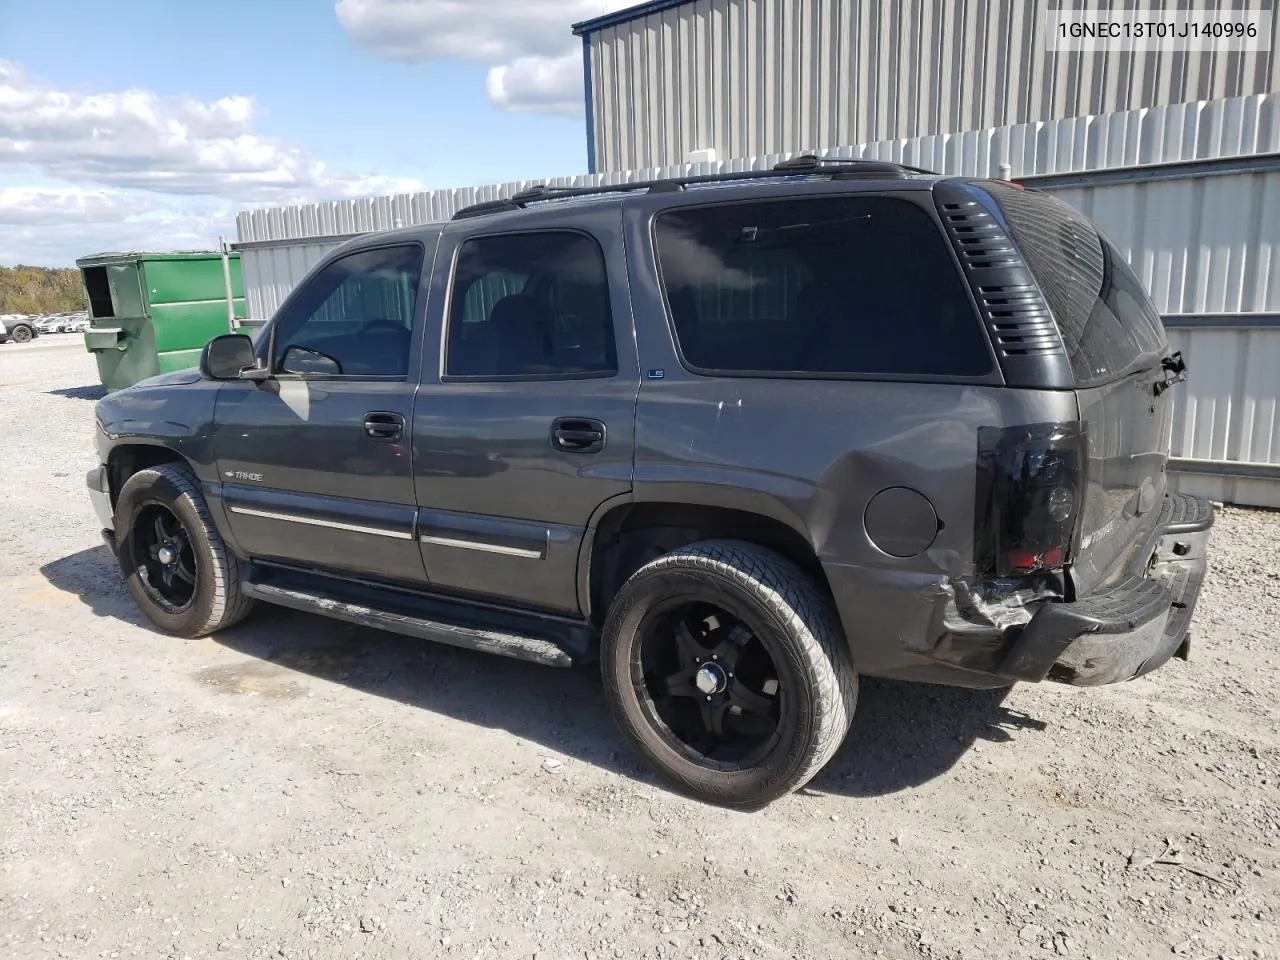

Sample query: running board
[240,579,579,668]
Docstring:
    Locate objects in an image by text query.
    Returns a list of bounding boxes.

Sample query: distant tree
[0,265,87,315]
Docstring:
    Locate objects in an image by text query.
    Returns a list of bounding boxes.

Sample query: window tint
[273,245,423,378]
[445,231,617,378]
[653,196,991,377]
[985,185,1166,383]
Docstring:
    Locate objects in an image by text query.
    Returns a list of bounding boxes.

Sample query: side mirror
[200,334,257,380]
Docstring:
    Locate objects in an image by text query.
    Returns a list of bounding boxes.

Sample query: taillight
[975,422,1086,578]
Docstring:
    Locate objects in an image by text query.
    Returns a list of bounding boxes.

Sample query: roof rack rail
[450,158,938,220]
[773,153,938,176]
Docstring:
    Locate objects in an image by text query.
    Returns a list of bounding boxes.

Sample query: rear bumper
[824,492,1214,689]
[998,493,1214,686]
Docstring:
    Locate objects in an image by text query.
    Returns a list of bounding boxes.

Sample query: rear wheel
[115,463,254,637]
[601,540,857,808]
[9,323,33,343]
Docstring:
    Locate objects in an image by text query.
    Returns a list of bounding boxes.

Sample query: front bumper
[999,492,1214,686]
[86,465,114,533]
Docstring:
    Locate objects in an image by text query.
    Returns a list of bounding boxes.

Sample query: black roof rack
[450,155,938,220]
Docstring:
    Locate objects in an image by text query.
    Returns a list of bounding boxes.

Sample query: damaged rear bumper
[998,492,1214,686]
[824,492,1214,689]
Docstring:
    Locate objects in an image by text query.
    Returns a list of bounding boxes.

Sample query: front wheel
[115,463,254,637]
[601,540,857,808]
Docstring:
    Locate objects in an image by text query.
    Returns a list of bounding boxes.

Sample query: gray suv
[87,158,1212,807]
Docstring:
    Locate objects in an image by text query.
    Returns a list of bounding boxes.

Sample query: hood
[128,368,204,390]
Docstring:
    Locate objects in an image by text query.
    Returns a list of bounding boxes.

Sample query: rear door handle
[551,417,606,454]
[364,411,405,442]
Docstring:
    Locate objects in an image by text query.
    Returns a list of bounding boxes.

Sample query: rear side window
[985,185,1166,384]
[653,196,992,378]
[445,231,617,379]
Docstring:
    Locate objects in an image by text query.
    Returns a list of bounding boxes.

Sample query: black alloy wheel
[129,502,199,612]
[638,600,784,771]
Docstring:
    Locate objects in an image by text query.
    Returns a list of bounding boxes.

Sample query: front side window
[445,231,617,378]
[653,196,992,377]
[272,244,424,378]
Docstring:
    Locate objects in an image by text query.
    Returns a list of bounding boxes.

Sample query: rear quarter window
[983,184,1167,384]
[653,195,993,378]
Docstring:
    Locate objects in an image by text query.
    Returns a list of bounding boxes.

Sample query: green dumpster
[77,251,246,392]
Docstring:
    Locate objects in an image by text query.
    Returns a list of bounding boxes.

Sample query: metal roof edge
[230,232,363,252]
[572,0,697,36]
[74,250,233,266]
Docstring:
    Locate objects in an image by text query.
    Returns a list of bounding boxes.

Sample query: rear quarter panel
[631,377,1079,577]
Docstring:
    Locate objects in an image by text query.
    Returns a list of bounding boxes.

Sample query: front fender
[94,377,222,481]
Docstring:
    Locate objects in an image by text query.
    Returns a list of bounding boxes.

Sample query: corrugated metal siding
[237,93,1280,244]
[1053,170,1280,315]
[1167,326,1280,467]
[586,0,1280,171]
[240,241,343,320]
[1166,324,1280,509]
[236,93,1279,317]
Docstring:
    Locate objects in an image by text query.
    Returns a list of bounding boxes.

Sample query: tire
[115,462,254,637]
[10,323,33,343]
[601,540,857,808]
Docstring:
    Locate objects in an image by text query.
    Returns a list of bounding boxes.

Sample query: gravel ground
[2,338,1278,960]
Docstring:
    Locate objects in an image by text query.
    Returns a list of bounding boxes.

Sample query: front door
[213,240,434,585]
[412,206,638,614]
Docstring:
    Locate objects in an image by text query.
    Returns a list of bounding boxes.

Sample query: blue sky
[0,0,626,265]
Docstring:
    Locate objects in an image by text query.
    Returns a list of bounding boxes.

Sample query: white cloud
[334,0,605,61]
[0,60,423,266]
[335,0,629,115]
[486,52,583,117]
[0,60,421,203]
[0,186,156,227]
[0,187,231,267]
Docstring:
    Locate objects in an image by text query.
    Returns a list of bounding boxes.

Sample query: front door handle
[551,417,606,454]
[364,411,405,442]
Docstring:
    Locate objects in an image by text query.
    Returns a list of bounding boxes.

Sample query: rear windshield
[652,195,992,378]
[983,184,1167,384]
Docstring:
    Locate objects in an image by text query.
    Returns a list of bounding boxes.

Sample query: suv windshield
[653,195,992,378]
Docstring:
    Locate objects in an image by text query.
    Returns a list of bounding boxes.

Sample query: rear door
[411,203,638,614]
[986,185,1175,592]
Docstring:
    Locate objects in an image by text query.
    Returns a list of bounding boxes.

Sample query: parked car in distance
[0,315,39,343]
[87,158,1213,807]
[47,311,89,333]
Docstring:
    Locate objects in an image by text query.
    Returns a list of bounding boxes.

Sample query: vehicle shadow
[41,544,1047,801]
[809,680,1045,797]
[47,384,107,401]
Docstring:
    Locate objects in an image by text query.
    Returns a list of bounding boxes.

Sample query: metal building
[573,0,1279,173]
